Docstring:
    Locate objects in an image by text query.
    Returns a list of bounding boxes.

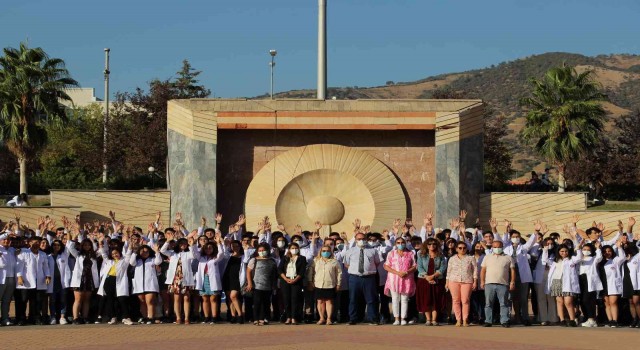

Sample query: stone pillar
[167,129,217,230]
[435,106,484,228]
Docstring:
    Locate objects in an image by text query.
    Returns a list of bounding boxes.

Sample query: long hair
[79,239,96,259]
[137,245,156,259]
[51,239,65,256]
[174,238,189,253]
[285,242,300,259]
[554,244,573,262]
[201,242,218,259]
[419,237,442,258]
[315,244,335,260]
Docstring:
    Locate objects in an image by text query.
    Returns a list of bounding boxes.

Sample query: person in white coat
[46,239,71,325]
[66,235,100,324]
[503,228,537,326]
[543,243,582,327]
[195,239,225,324]
[532,237,558,326]
[622,244,640,327]
[577,242,603,328]
[15,236,51,325]
[597,243,626,327]
[160,232,200,324]
[97,238,134,325]
[130,244,163,324]
[0,235,18,326]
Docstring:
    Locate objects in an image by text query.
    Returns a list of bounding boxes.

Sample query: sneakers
[393,320,400,326]
[581,319,597,328]
[610,321,618,328]
[401,320,407,326]
[108,318,118,325]
[122,318,134,325]
[568,320,577,327]
[146,319,153,325]
[94,316,102,324]
[59,317,68,325]
[50,317,57,325]
[3,320,13,326]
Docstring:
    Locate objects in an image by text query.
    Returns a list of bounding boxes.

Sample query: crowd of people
[0,209,639,329]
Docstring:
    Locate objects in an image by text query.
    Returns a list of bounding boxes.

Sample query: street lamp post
[269,49,277,99]
[148,166,155,189]
[103,48,110,184]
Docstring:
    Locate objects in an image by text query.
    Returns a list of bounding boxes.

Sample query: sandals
[326,319,333,325]
[317,319,326,325]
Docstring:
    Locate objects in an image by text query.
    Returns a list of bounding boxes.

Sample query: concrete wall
[50,190,171,229]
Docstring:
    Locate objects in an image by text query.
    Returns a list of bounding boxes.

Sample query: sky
[1,0,639,98]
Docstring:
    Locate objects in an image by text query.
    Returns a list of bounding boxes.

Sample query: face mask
[397,244,405,251]
[321,251,331,258]
[368,241,379,248]
[493,248,503,255]
[511,238,520,244]
[475,249,484,254]
[337,243,345,250]
[582,250,591,256]
[258,251,268,257]
[277,241,286,248]
[290,248,299,255]
[356,240,365,248]
[293,240,301,245]
[554,239,559,244]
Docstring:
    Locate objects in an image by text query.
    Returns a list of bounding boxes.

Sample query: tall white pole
[103,48,110,184]
[270,55,275,99]
[317,0,327,100]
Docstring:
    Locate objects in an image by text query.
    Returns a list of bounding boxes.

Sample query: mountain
[270,52,640,174]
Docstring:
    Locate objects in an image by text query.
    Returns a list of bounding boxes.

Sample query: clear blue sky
[1,0,639,98]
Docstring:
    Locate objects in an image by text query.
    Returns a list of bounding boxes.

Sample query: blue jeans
[50,288,67,319]
[348,275,379,323]
[484,283,509,324]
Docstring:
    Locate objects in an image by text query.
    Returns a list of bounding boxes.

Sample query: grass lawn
[588,202,640,211]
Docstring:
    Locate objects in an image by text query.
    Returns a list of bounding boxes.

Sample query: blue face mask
[493,248,503,255]
[321,251,331,258]
[337,243,345,250]
[397,244,406,251]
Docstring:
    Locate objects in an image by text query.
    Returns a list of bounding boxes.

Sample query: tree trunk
[557,164,566,192]
[19,156,28,194]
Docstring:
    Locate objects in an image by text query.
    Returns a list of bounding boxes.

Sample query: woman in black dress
[223,240,244,323]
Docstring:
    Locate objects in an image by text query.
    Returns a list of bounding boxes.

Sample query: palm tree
[520,64,607,192]
[0,42,78,194]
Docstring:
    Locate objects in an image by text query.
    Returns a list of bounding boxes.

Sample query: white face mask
[356,240,365,248]
[511,237,520,244]
[493,248,503,255]
[277,241,286,248]
[582,250,591,256]
[258,251,268,257]
[290,248,299,255]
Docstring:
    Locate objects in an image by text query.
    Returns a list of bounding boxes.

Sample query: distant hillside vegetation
[265,53,640,174]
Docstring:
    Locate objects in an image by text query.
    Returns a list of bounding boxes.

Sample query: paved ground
[3,323,639,350]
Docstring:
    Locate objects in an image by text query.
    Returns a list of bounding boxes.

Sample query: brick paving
[2,323,638,350]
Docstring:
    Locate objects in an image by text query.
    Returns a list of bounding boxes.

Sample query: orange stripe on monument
[216,111,437,118]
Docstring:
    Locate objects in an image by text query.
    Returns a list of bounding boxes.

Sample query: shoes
[122,318,134,325]
[541,321,548,326]
[629,319,638,328]
[201,317,209,324]
[560,320,568,327]
[483,323,492,327]
[146,319,153,325]
[610,321,618,328]
[523,320,531,327]
[432,322,440,326]
[59,317,68,325]
[568,320,577,327]
[368,322,379,326]
[425,321,432,326]
[393,320,400,326]
[50,317,57,325]
[95,316,102,324]
[72,319,80,325]
[108,318,117,325]
[401,320,407,326]
[501,322,510,328]
[463,321,469,327]
[348,321,357,325]
[581,319,597,328]
[455,321,461,327]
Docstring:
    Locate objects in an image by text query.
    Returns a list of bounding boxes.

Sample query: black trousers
[579,274,597,319]
[378,285,390,321]
[336,290,349,322]
[103,276,130,319]
[253,290,271,321]
[244,295,254,322]
[15,288,45,322]
[281,283,303,321]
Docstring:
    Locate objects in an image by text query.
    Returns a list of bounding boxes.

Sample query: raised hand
[294,225,302,236]
[109,211,116,221]
[353,218,361,230]
[596,222,605,232]
[459,210,467,222]
[215,213,222,224]
[533,219,542,232]
[201,216,207,227]
[315,221,322,231]
[489,218,498,230]
[276,224,286,232]
[571,214,580,226]
[236,214,246,226]
[156,211,162,223]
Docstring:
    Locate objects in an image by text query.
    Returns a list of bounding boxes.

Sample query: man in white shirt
[503,230,537,326]
[345,233,382,325]
[0,234,18,326]
[6,193,28,207]
[15,237,51,325]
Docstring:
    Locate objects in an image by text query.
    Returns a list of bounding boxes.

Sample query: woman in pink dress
[384,237,417,325]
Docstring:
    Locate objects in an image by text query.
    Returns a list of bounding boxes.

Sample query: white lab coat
[578,250,603,292]
[47,251,72,293]
[532,247,553,284]
[161,242,200,286]
[624,253,640,291]
[600,247,625,295]
[16,249,50,290]
[97,248,132,297]
[66,241,100,289]
[129,252,162,294]
[503,233,537,283]
[194,244,225,291]
[0,246,18,284]
[543,249,582,294]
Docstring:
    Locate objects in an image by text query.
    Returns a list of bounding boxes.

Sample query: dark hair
[581,243,595,256]
[174,238,189,253]
[291,235,303,242]
[203,228,216,236]
[624,244,638,257]
[201,242,219,258]
[285,242,300,259]
[585,227,601,237]
[554,244,573,262]
[51,239,65,255]
[107,246,123,260]
[78,239,97,259]
[230,239,244,255]
[443,238,457,257]
[254,242,271,257]
[137,244,156,259]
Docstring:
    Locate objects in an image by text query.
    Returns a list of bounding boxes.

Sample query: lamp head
[269,49,277,57]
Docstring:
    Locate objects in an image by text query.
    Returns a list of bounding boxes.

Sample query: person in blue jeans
[344,232,382,325]
[480,241,516,327]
